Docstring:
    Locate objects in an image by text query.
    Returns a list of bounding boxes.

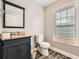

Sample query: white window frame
[53,1,78,46]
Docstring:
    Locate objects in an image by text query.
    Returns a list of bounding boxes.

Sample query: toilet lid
[39,42,50,48]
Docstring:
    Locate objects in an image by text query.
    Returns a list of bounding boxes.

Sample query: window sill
[54,36,77,46]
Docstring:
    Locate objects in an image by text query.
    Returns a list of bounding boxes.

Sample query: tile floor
[35,49,71,59]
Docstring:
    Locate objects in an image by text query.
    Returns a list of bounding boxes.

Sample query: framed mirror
[3,1,25,28]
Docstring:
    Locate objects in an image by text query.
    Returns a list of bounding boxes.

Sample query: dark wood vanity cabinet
[0,36,31,59]
[0,41,2,59]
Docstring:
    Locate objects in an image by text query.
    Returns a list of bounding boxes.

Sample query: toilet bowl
[39,42,50,48]
[36,34,51,56]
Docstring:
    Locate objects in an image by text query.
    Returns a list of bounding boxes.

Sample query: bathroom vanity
[0,36,31,59]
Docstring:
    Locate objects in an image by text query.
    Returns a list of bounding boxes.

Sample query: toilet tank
[36,34,44,43]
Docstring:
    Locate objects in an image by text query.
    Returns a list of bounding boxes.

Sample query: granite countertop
[0,34,32,41]
[4,35,31,40]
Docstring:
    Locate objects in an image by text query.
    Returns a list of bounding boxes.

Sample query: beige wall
[0,0,44,35]
[44,0,79,56]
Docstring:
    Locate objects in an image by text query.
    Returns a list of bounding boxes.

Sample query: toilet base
[39,47,49,56]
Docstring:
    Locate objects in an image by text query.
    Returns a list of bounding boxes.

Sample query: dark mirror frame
[3,0,25,28]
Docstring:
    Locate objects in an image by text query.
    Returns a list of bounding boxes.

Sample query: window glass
[67,17,75,24]
[67,7,75,16]
[55,7,75,39]
[61,10,66,18]
[56,12,60,19]
[67,17,72,23]
[56,19,60,25]
[61,18,66,24]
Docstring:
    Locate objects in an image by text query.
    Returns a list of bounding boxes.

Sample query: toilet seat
[39,42,50,48]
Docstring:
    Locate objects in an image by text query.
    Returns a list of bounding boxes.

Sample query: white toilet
[36,34,51,56]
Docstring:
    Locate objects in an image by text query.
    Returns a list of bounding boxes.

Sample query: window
[55,6,76,39]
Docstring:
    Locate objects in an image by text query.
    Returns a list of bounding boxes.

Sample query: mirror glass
[3,1,25,28]
[0,1,3,33]
[5,4,23,27]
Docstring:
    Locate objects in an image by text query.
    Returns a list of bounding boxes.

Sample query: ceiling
[32,0,58,7]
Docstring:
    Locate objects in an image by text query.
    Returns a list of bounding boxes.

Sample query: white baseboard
[50,47,79,59]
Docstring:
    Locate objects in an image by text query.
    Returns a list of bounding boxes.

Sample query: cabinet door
[0,48,1,58]
[20,42,31,59]
[4,45,20,59]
